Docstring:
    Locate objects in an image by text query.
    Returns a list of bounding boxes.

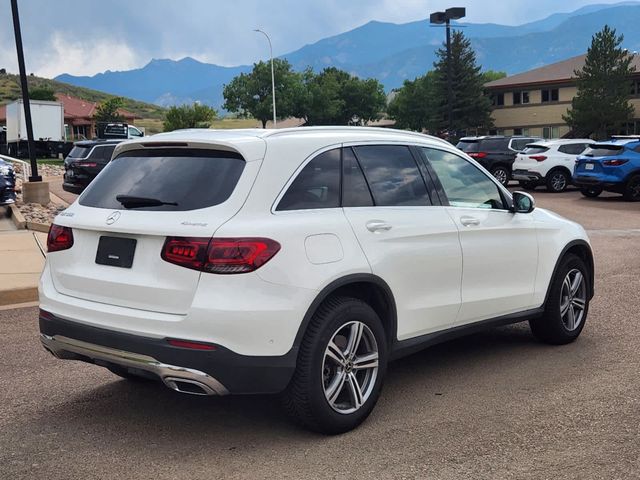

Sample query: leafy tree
[481,70,507,84]
[303,67,386,125]
[223,59,303,128]
[387,72,437,132]
[432,30,493,135]
[163,102,218,131]
[94,97,125,122]
[563,25,635,139]
[29,86,56,101]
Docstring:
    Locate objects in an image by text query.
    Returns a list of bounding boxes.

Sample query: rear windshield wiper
[115,194,178,209]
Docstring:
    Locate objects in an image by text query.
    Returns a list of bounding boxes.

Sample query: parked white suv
[512,139,593,192]
[39,127,594,434]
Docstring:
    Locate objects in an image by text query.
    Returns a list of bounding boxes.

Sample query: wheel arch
[546,165,573,178]
[544,240,595,306]
[293,274,398,350]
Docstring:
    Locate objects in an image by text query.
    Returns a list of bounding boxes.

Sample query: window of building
[491,93,504,106]
[542,126,560,139]
[354,145,431,207]
[513,128,530,136]
[277,148,341,211]
[630,80,640,96]
[541,88,559,103]
[513,91,530,105]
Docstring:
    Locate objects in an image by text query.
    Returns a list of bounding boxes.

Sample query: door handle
[366,220,392,233]
[460,216,480,227]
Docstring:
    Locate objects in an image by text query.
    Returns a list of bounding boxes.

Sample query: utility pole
[11,0,40,182]
[430,7,466,136]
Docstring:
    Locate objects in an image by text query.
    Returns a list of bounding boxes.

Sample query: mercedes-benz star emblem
[106,211,121,225]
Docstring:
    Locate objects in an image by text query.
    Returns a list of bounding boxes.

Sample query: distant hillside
[0,73,166,120]
[55,2,640,111]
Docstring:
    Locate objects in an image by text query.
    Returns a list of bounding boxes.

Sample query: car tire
[283,296,387,434]
[580,186,603,198]
[529,254,590,345]
[491,166,510,186]
[519,181,537,191]
[622,174,640,202]
[546,169,570,193]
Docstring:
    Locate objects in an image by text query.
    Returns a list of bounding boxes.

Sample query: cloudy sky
[0,0,632,78]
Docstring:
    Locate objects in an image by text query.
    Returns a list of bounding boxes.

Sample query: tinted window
[89,145,116,161]
[354,145,430,207]
[277,148,341,211]
[456,140,479,153]
[583,145,624,157]
[80,149,245,211]
[480,138,509,151]
[522,145,549,155]
[68,146,91,158]
[558,144,589,155]
[342,147,373,207]
[511,139,533,151]
[423,148,505,210]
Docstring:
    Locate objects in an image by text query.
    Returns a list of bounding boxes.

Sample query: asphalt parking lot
[1,188,639,479]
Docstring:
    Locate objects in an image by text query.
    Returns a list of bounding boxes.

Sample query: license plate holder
[95,236,137,268]
[585,163,594,170]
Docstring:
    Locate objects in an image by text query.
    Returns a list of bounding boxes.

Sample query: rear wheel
[530,254,590,345]
[491,166,510,186]
[284,297,387,434]
[580,186,602,198]
[622,174,640,201]
[546,170,570,193]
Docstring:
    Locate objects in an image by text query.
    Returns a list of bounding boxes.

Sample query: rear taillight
[468,152,487,159]
[602,159,628,166]
[529,155,547,162]
[75,162,98,168]
[162,237,281,274]
[47,224,74,252]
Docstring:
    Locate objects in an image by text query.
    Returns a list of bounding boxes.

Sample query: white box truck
[5,99,67,158]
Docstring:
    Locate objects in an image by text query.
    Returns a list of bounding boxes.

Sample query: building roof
[0,93,137,123]
[485,53,640,89]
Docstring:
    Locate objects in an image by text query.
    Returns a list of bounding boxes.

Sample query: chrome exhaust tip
[163,377,216,396]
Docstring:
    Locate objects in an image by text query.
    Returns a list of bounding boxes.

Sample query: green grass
[210,118,260,129]
[37,159,64,165]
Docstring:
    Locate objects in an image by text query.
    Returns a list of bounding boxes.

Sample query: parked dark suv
[63,139,124,194]
[456,136,542,185]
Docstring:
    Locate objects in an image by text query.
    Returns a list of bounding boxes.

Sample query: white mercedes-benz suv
[39,127,594,434]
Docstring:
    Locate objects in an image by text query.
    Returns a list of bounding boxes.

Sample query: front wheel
[580,186,602,198]
[491,166,510,186]
[623,174,640,201]
[283,297,387,434]
[530,254,590,344]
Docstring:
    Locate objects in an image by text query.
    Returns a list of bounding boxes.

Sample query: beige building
[484,54,640,138]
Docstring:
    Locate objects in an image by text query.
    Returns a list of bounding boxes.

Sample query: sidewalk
[0,227,46,306]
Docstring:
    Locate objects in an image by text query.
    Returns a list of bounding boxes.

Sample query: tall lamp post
[254,29,277,128]
[430,7,466,135]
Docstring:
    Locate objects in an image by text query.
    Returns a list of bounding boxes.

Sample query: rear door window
[354,145,431,207]
[342,147,374,207]
[79,148,245,211]
[68,146,91,158]
[277,148,341,211]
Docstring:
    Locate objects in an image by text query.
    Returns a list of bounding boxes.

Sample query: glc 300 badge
[106,211,121,225]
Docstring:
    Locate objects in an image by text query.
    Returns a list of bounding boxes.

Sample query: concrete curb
[8,204,26,229]
[26,221,50,233]
[0,286,38,307]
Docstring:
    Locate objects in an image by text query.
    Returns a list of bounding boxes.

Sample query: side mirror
[512,191,535,214]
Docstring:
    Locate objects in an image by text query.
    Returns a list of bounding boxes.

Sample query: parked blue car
[573,138,640,201]
[0,159,17,206]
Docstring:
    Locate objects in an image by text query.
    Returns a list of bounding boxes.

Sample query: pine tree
[563,25,635,139]
[432,30,493,136]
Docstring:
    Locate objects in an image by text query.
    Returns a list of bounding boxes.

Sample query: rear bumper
[62,181,86,194]
[573,175,622,190]
[512,169,543,182]
[39,311,298,395]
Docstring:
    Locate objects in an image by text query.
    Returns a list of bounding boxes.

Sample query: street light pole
[430,7,466,136]
[10,0,41,181]
[254,29,277,128]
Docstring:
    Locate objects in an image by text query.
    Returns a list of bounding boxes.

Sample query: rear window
[79,148,245,211]
[558,143,590,155]
[456,140,479,153]
[89,145,117,161]
[583,145,624,157]
[68,146,91,158]
[522,145,549,155]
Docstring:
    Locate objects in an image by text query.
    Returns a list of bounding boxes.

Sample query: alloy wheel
[493,168,508,185]
[560,268,587,331]
[322,321,379,414]
[550,172,567,192]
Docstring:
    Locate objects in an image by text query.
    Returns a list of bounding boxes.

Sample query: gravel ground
[13,163,66,224]
[0,188,639,479]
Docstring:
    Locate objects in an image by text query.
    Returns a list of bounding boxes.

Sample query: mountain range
[56,2,640,110]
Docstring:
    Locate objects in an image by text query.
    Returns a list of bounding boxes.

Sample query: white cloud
[31,32,142,77]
